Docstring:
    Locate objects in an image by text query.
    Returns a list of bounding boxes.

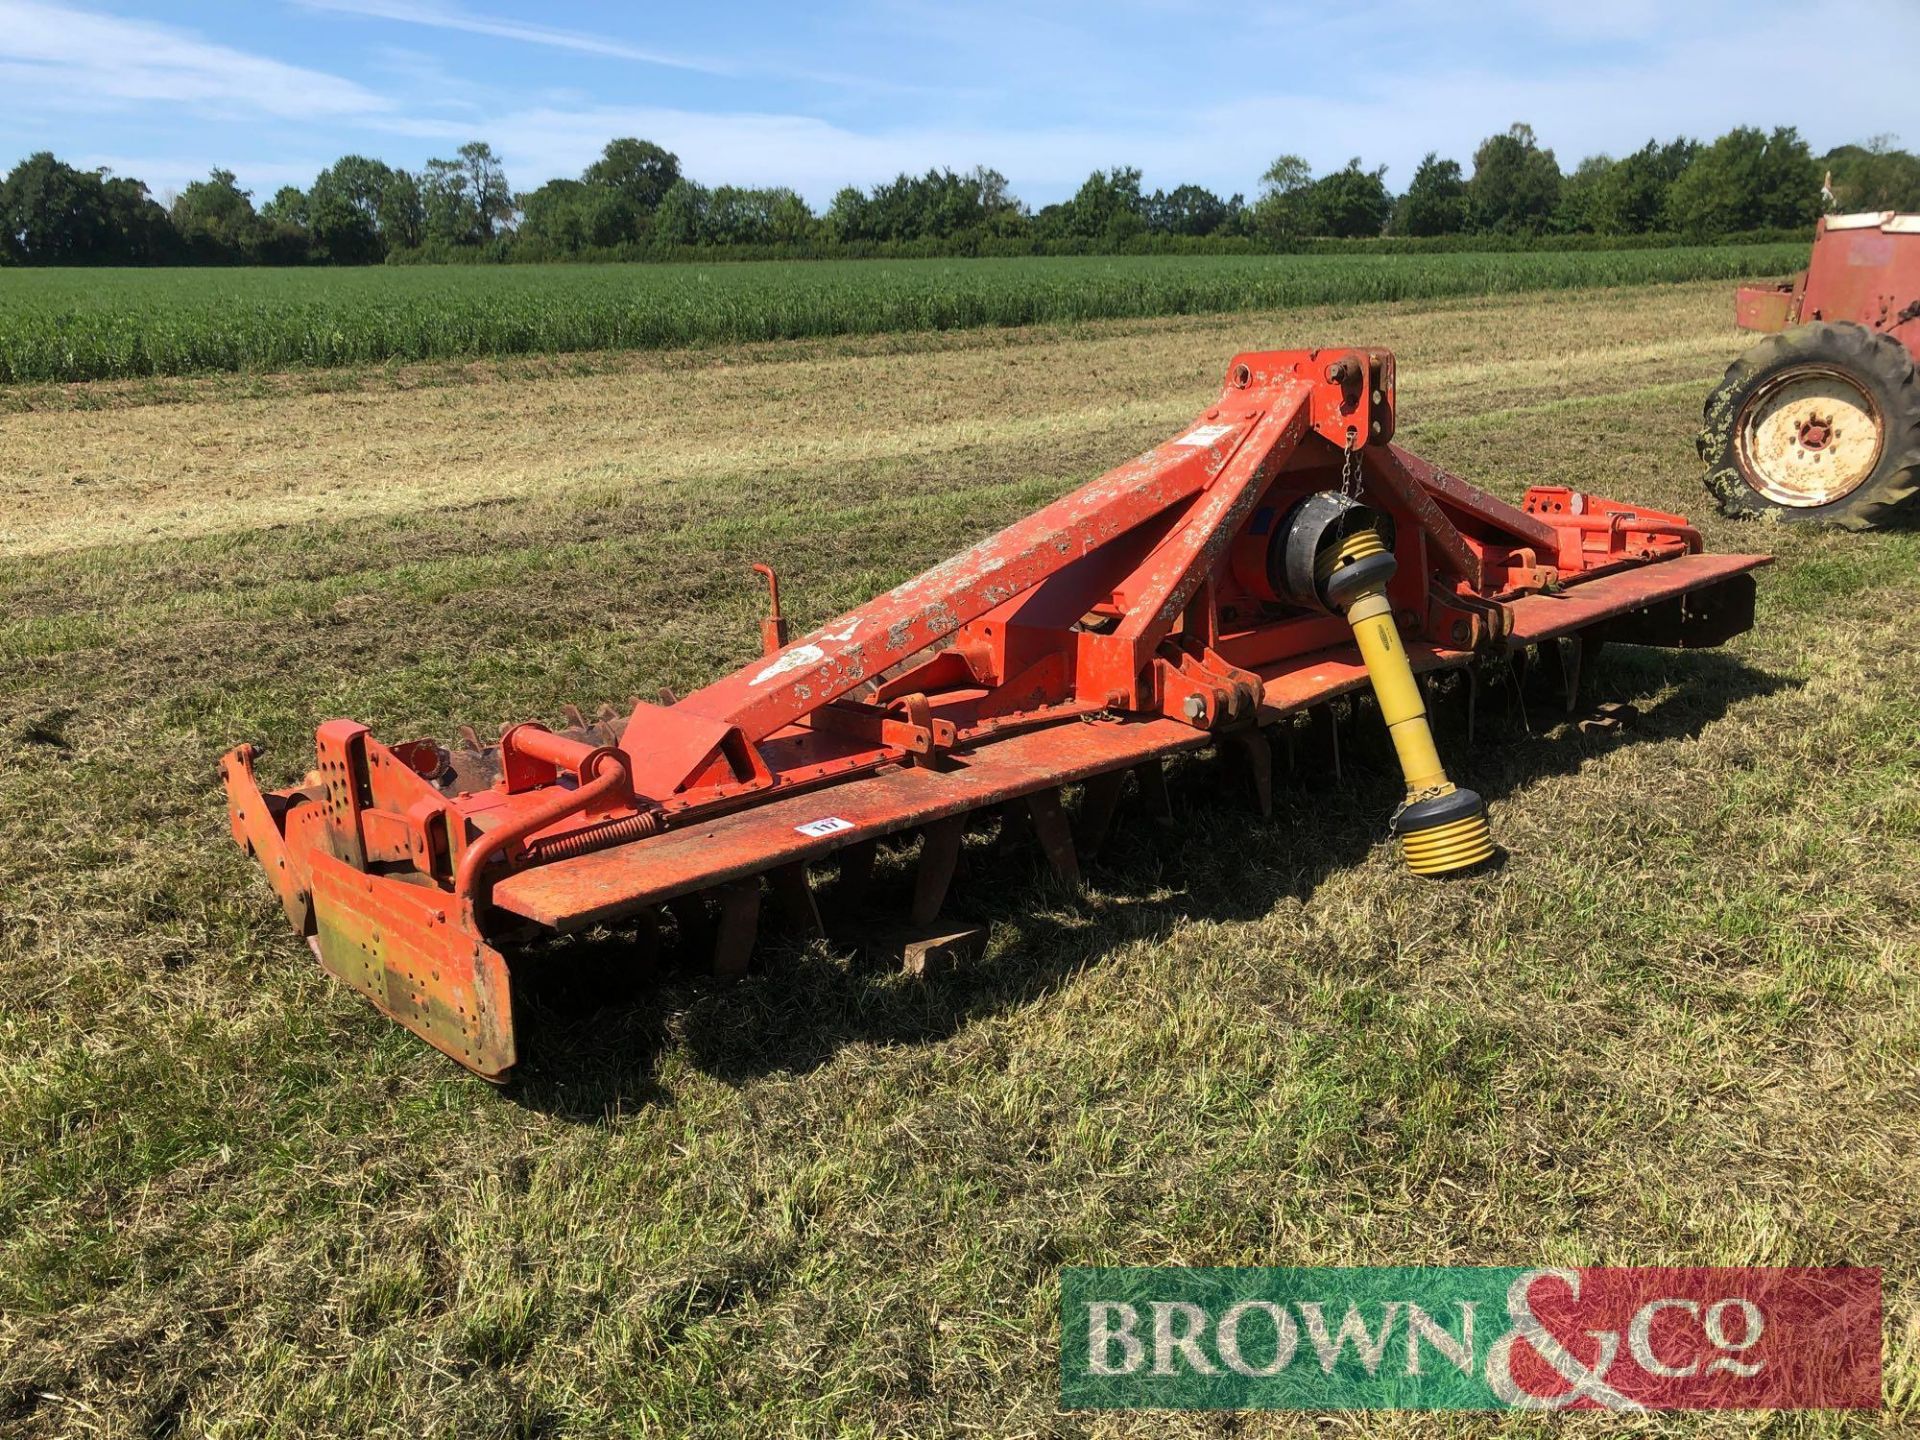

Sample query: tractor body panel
[1736,213,1920,360]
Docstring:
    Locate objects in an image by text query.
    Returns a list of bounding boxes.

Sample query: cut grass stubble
[0,278,1914,1437]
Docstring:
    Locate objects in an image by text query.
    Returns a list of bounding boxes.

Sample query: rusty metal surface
[664,408,1235,746]
[1736,284,1799,333]
[310,852,516,1080]
[1577,571,1760,650]
[1499,553,1769,644]
[1385,444,1563,555]
[223,341,1777,1079]
[491,713,1210,930]
[221,744,313,934]
[1744,214,1920,359]
[491,555,1768,934]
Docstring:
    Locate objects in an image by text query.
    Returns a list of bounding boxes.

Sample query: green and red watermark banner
[1061,1266,1881,1411]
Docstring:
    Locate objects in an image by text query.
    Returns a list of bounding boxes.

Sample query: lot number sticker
[795,817,855,838]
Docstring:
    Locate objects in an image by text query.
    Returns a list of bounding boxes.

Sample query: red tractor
[1701,212,1920,528]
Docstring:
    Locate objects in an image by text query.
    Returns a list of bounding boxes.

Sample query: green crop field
[0,245,1808,383]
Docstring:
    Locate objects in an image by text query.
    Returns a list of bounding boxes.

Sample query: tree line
[4,124,1918,267]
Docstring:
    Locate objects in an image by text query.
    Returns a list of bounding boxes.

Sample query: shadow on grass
[502,647,1793,1121]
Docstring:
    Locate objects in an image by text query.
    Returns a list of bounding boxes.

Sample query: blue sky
[3,0,1916,209]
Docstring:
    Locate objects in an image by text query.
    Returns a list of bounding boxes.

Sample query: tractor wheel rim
[1735,364,1884,508]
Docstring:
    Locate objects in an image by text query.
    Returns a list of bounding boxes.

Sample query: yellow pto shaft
[1318,529,1495,876]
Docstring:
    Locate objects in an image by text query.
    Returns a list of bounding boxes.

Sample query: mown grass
[0,282,1914,1437]
[0,245,1807,383]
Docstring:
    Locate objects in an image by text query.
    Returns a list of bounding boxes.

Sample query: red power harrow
[223,348,1769,1080]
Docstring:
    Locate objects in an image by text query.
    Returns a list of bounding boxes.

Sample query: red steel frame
[223,347,1769,1079]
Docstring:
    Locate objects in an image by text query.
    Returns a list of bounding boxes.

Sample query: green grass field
[0,280,1914,1436]
[0,245,1808,383]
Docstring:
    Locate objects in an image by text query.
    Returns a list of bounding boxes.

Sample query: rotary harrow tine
[630,906,661,969]
[1075,769,1129,860]
[223,344,1769,1079]
[1025,788,1082,892]
[1310,703,1343,783]
[712,879,761,979]
[1135,760,1174,825]
[666,894,715,964]
[768,862,826,943]
[911,817,968,928]
[833,837,881,913]
[1547,634,1596,715]
[1507,653,1534,737]
[985,799,1026,857]
[1228,727,1276,820]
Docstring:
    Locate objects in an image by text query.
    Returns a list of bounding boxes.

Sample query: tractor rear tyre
[1699,321,1920,529]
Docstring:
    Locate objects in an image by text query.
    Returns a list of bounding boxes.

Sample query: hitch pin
[752,563,789,657]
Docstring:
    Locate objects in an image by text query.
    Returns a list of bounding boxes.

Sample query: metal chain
[1339,426,1362,502]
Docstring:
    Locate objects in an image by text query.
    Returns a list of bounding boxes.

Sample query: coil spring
[524,808,665,862]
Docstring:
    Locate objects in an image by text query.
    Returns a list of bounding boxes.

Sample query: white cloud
[0,0,390,120]
[1517,0,1690,41]
[366,44,489,113]
[471,105,1156,202]
[7,0,1917,210]
[70,152,333,202]
[299,0,975,101]
[1277,0,1920,182]
[295,0,733,75]
[440,0,1919,210]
